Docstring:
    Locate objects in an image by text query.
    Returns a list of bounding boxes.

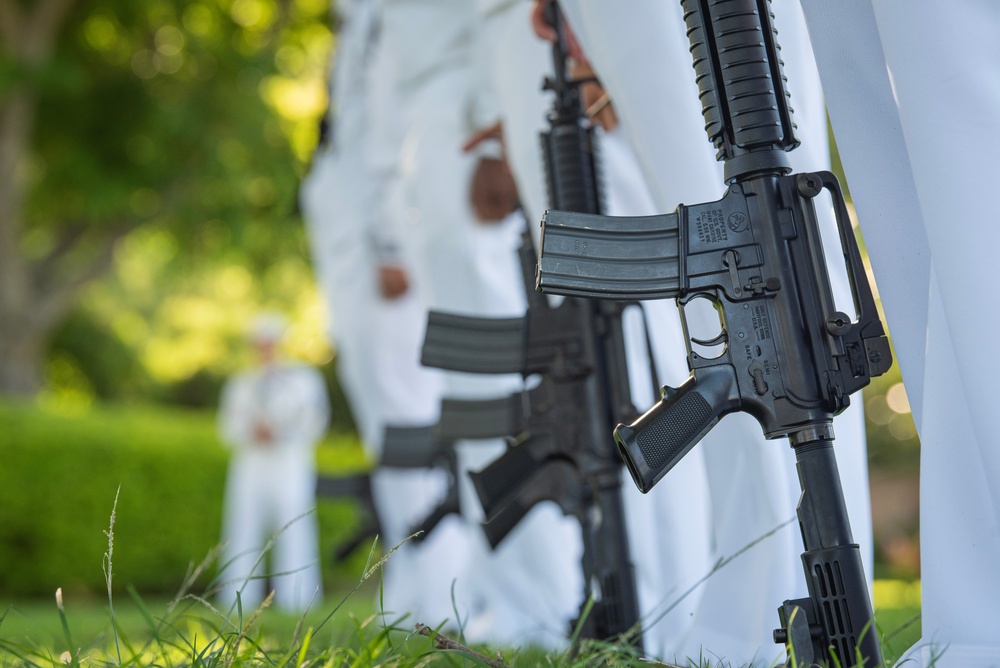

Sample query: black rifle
[381,424,460,544]
[421,2,643,647]
[536,1,890,665]
[315,473,382,562]
[315,425,457,558]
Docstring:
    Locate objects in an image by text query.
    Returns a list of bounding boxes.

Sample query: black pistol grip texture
[635,390,713,474]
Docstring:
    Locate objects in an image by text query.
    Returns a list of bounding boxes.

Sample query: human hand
[530,0,588,64]
[253,421,274,447]
[572,61,618,133]
[469,156,519,223]
[378,264,410,299]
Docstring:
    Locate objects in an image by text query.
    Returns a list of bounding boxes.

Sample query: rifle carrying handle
[615,366,740,493]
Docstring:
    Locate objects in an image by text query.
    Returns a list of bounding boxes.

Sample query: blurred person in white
[371,0,583,646]
[799,3,1000,664]
[216,312,329,613]
[301,0,462,626]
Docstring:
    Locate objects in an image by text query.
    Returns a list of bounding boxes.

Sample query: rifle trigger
[691,331,727,348]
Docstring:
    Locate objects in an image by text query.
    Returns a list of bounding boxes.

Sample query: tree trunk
[0,0,88,396]
[0,236,119,396]
[0,321,47,395]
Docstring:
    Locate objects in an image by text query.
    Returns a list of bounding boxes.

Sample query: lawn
[0,578,921,667]
[0,400,921,666]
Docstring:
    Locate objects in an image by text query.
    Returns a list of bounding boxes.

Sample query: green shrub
[0,400,371,599]
[47,309,153,403]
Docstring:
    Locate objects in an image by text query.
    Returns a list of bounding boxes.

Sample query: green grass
[0,585,379,660]
[0,578,921,667]
[0,571,559,666]
[0,399,922,666]
[871,580,921,665]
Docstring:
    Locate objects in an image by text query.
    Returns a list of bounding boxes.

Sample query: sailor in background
[301,0,461,627]
[372,0,582,646]
[216,313,328,613]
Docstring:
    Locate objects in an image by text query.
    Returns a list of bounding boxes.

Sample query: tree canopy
[1,0,336,399]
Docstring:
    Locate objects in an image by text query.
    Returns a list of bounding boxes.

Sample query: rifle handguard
[615,366,741,493]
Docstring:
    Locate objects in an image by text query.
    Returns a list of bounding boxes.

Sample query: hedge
[0,400,372,599]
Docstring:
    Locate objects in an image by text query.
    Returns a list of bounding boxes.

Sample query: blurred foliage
[863,351,919,476]
[5,0,924,600]
[11,0,360,425]
[0,399,371,598]
[3,0,338,392]
[23,0,331,243]
[46,309,153,402]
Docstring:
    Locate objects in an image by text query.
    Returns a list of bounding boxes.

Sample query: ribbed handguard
[681,0,797,181]
[541,122,602,215]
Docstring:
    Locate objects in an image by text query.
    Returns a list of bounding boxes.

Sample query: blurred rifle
[420,1,643,647]
[381,424,459,543]
[536,1,890,665]
[315,424,456,560]
[315,473,381,562]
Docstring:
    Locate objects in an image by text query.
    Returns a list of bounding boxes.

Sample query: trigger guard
[678,292,728,350]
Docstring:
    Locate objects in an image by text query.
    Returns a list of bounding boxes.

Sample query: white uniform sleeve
[269,365,331,449]
[217,374,254,451]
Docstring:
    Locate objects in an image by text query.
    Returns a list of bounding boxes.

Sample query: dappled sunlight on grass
[873,579,920,611]
[873,580,921,665]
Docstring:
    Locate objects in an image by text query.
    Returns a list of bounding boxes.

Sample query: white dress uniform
[548,1,873,664]
[372,0,583,647]
[301,0,467,626]
[800,3,1000,665]
[471,0,714,655]
[217,357,329,613]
